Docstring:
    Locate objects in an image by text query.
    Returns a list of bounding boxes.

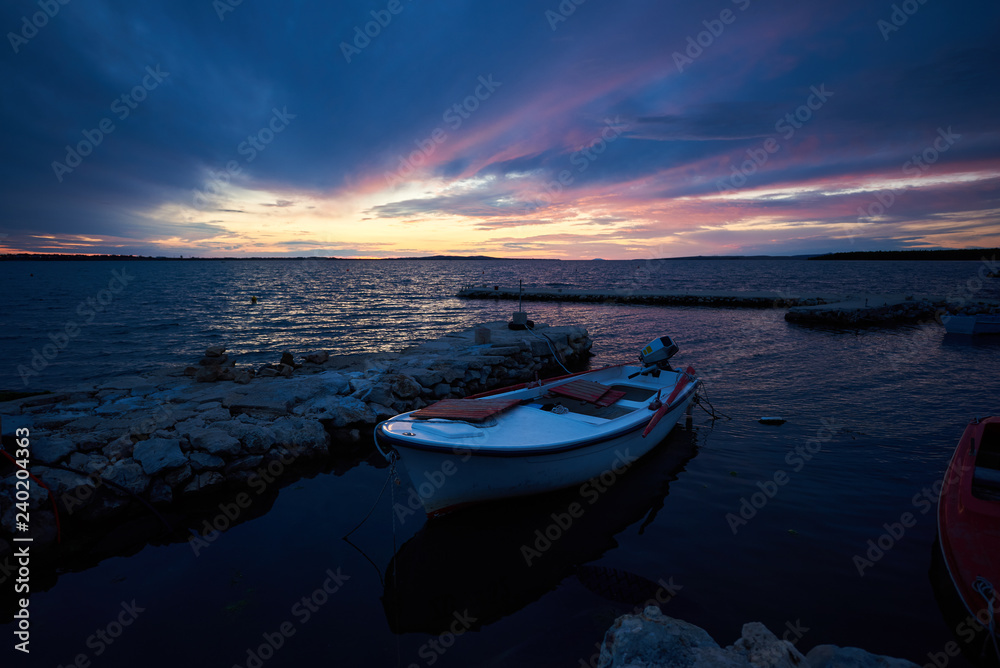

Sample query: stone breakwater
[0,321,592,558]
[460,285,1000,327]
[459,286,834,308]
[598,606,919,668]
[785,294,1000,327]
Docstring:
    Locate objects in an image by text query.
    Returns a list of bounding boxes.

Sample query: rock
[280,351,302,369]
[184,366,199,377]
[432,382,452,398]
[190,429,242,457]
[598,607,737,667]
[226,455,264,473]
[258,367,279,378]
[103,460,150,496]
[184,471,226,495]
[212,420,276,454]
[806,645,921,668]
[32,437,77,465]
[196,366,222,383]
[189,452,226,472]
[33,466,98,499]
[67,452,110,476]
[233,369,252,384]
[299,395,376,427]
[200,406,233,423]
[199,353,228,366]
[133,439,187,475]
[223,386,298,418]
[368,402,397,421]
[597,608,915,668]
[389,374,422,400]
[406,368,444,388]
[205,345,226,357]
[279,364,295,378]
[163,463,194,487]
[269,417,329,457]
[727,623,806,667]
[305,351,329,364]
[148,480,172,505]
[0,414,33,437]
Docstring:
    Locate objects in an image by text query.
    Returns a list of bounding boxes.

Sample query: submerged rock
[597,608,918,668]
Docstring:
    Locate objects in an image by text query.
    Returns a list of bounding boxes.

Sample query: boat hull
[938,417,1000,624]
[944,314,1000,335]
[377,365,698,515]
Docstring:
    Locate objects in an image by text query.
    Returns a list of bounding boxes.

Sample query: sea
[1,257,1000,667]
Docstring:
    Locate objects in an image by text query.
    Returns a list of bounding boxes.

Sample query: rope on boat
[342,458,397,540]
[973,576,1000,660]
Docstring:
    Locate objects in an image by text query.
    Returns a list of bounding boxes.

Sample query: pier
[458,286,1000,327]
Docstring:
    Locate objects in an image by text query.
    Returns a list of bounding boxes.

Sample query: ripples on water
[2,258,998,389]
[3,258,1000,666]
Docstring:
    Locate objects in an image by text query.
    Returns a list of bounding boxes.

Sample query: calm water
[2,258,1000,667]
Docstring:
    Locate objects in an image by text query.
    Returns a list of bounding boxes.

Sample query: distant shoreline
[0,248,997,262]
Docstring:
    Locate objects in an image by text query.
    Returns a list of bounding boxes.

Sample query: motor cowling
[639,336,679,369]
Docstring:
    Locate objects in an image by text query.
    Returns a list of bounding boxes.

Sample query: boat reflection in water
[930,536,1000,667]
[382,423,702,634]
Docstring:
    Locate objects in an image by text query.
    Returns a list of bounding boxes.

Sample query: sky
[1,0,998,259]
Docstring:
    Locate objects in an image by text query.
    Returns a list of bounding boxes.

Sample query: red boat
[938,416,1000,642]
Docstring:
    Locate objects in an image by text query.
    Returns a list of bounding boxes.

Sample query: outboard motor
[633,336,679,378]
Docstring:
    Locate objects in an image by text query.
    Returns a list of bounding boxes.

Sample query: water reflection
[382,424,703,634]
[929,536,1000,667]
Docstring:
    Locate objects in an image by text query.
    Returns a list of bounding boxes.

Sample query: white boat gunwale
[376,368,698,458]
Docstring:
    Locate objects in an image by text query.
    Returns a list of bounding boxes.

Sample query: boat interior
[973,422,1000,501]
[526,383,657,420]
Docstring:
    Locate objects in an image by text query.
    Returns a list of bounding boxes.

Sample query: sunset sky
[1,0,998,258]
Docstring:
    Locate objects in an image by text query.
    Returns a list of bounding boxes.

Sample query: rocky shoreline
[599,606,920,667]
[0,321,592,568]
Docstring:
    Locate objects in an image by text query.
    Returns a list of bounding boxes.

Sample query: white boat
[375,336,699,516]
[944,313,1000,335]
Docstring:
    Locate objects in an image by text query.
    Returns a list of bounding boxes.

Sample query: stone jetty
[0,321,592,559]
[459,285,1000,327]
[598,606,919,667]
[459,285,835,308]
[785,293,1000,327]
